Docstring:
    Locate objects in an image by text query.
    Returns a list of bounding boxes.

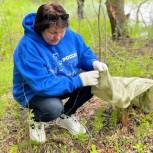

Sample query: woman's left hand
[93,61,108,72]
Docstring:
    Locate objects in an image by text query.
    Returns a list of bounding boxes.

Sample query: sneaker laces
[30,121,45,132]
[60,114,78,122]
[69,115,79,122]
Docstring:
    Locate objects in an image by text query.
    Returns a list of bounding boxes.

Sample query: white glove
[79,71,99,86]
[93,61,108,72]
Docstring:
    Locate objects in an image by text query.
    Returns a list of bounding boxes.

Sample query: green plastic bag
[92,71,153,112]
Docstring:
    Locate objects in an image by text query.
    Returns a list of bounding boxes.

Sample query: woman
[13,3,108,143]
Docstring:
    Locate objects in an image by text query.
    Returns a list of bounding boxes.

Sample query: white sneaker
[29,121,46,143]
[56,114,86,135]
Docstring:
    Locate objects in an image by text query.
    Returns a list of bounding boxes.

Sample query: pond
[125,1,153,25]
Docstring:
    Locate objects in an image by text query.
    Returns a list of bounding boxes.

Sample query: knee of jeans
[42,99,64,121]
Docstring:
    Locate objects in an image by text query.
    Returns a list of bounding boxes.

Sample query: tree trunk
[77,0,85,19]
[106,0,129,40]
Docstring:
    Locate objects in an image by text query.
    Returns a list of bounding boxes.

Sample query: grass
[0,0,153,152]
[0,96,8,118]
[0,59,13,96]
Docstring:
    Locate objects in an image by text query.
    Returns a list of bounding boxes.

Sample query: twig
[98,0,102,61]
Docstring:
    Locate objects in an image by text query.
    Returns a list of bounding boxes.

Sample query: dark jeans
[28,86,93,122]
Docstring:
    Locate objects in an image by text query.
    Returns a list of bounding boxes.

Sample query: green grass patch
[0,59,13,96]
[0,97,8,118]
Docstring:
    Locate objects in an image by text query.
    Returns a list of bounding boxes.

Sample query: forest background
[0,0,153,152]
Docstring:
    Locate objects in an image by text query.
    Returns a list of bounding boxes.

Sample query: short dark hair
[34,3,69,34]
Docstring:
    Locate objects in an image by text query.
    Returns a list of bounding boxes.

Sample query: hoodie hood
[22,13,36,34]
[22,13,49,45]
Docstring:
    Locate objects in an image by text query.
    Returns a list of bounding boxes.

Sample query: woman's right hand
[79,71,99,86]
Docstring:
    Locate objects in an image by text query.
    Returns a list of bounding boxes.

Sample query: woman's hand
[93,61,108,72]
[79,71,99,86]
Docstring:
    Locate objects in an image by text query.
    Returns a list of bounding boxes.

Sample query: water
[125,1,153,25]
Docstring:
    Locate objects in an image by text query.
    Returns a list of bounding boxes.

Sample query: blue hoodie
[13,13,98,107]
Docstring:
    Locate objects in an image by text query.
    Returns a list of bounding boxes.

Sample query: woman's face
[42,26,66,45]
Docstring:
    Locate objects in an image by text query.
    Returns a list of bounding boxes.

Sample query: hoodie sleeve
[76,34,98,70]
[14,39,82,97]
